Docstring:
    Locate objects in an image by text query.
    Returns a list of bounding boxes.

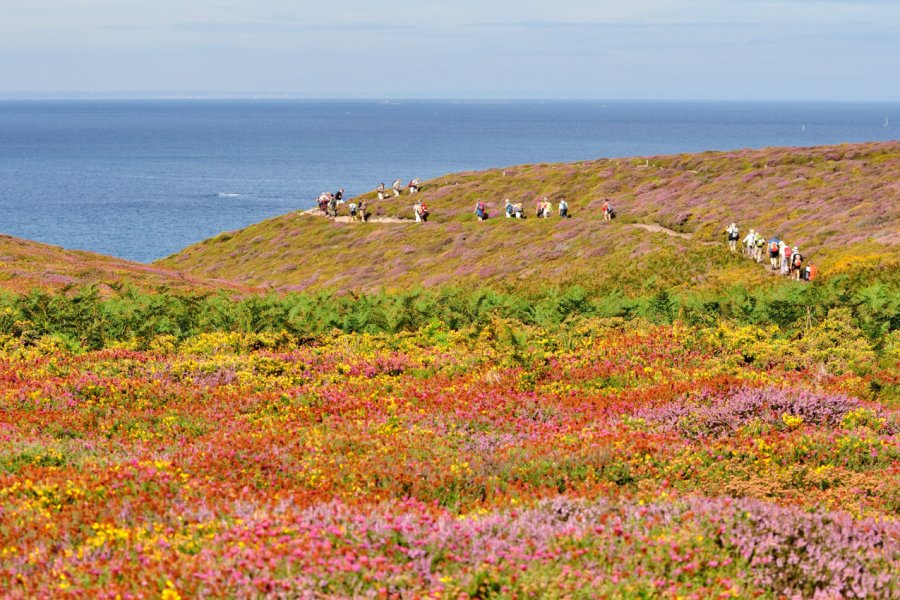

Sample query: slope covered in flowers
[159,141,900,294]
[0,234,249,295]
[0,316,897,597]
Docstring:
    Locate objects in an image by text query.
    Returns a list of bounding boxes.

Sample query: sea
[0,100,897,263]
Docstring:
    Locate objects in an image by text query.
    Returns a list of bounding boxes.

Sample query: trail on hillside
[300,210,413,224]
[628,223,719,246]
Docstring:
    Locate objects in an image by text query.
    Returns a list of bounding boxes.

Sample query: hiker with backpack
[409,178,420,194]
[348,201,358,222]
[602,200,615,220]
[742,229,756,257]
[335,188,344,203]
[328,194,338,218]
[790,247,803,280]
[514,203,524,219]
[377,182,386,201]
[474,201,487,221]
[559,198,569,218]
[358,200,368,222]
[753,232,766,263]
[418,203,429,222]
[725,223,740,252]
[768,236,781,270]
[803,262,818,282]
[392,179,402,197]
[505,199,514,218]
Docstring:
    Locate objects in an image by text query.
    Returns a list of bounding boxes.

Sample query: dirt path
[629,223,718,246]
[300,209,413,224]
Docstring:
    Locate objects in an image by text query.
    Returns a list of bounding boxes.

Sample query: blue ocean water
[0,100,896,263]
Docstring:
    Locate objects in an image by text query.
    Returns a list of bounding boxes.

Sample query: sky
[1,0,899,100]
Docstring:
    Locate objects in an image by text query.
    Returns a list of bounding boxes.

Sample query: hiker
[559,198,569,218]
[602,200,614,220]
[328,194,338,218]
[514,203,524,219]
[505,199,514,218]
[358,200,368,222]
[348,201,358,222]
[743,229,756,257]
[318,193,328,214]
[474,200,487,221]
[780,241,791,276]
[725,223,740,252]
[418,203,429,222]
[409,178,420,194]
[790,247,803,280]
[803,262,817,282]
[753,232,766,263]
[377,182,386,201]
[392,179,402,197]
[768,236,781,270]
[335,188,344,203]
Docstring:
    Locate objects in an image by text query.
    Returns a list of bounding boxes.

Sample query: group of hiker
[475,197,556,220]
[317,189,369,222]
[476,198,615,221]
[318,183,623,226]
[377,178,420,200]
[725,223,817,281]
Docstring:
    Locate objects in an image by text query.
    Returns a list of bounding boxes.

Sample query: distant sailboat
[884,116,890,127]
[801,124,806,132]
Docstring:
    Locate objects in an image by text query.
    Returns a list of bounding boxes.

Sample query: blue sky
[2,0,898,100]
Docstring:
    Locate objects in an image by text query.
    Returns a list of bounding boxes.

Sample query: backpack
[769,241,779,253]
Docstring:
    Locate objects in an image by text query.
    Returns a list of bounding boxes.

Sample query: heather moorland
[0,141,897,598]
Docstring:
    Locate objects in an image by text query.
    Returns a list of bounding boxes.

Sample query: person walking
[780,241,791,276]
[602,200,614,221]
[474,201,487,221]
[559,198,569,218]
[359,200,368,222]
[768,236,781,270]
[392,179,402,197]
[377,182,386,201]
[743,229,756,258]
[790,247,803,280]
[725,223,740,252]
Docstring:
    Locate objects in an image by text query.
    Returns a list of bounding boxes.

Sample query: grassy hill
[158,141,900,294]
[0,234,250,295]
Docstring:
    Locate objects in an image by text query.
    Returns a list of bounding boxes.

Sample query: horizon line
[2,94,900,104]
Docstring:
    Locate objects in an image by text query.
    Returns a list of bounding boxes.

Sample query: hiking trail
[300,209,412,224]
[628,223,718,246]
